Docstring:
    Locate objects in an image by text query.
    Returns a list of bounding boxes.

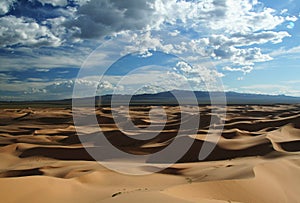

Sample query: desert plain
[0,104,300,203]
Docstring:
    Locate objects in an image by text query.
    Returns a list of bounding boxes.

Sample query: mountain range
[1,90,300,107]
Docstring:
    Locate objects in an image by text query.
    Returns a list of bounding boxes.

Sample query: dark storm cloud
[7,0,69,22]
[65,0,156,39]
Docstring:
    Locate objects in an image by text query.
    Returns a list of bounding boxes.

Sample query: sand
[0,104,300,202]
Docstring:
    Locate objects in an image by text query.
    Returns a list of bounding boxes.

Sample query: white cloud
[280,9,288,15]
[206,45,272,65]
[150,0,288,34]
[0,16,62,47]
[119,30,278,69]
[0,0,293,51]
[174,61,224,91]
[73,0,91,6]
[98,81,114,91]
[200,0,285,34]
[135,84,166,94]
[155,0,291,69]
[62,0,293,79]
[231,47,273,65]
[122,31,166,55]
[49,69,186,98]
[223,66,253,75]
[206,31,290,48]
[0,0,16,15]
[241,84,286,90]
[36,0,68,7]
[270,46,300,58]
[286,16,298,22]
[176,61,193,73]
[73,63,225,97]
[283,80,300,84]
[191,31,288,65]
[67,0,289,39]
[25,87,47,94]
[240,84,300,96]
[121,31,175,56]
[0,48,87,70]
[23,79,100,99]
[97,80,124,95]
[0,0,293,60]
[169,30,180,37]
[42,17,67,39]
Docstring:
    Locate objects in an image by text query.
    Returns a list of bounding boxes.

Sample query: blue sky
[0,0,299,100]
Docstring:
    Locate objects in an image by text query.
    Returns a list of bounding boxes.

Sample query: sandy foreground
[0,105,300,203]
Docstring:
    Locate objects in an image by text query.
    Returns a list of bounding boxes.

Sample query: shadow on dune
[1,168,43,178]
[279,141,300,152]
[147,137,275,163]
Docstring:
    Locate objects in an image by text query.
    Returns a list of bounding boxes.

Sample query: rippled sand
[0,105,300,202]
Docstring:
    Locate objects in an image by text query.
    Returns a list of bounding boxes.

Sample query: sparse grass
[111,188,149,198]
[185,177,193,184]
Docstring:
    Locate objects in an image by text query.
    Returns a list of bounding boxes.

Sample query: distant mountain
[1,90,300,108]
[97,90,300,106]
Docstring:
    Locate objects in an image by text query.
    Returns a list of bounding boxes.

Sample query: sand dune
[0,105,300,202]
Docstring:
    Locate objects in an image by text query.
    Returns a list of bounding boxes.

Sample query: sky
[0,0,300,100]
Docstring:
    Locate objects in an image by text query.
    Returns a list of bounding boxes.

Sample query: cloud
[111,0,291,71]
[230,47,273,65]
[199,0,285,33]
[189,30,289,65]
[65,0,157,39]
[286,16,298,22]
[36,0,68,7]
[0,0,16,15]
[174,61,225,91]
[208,45,272,65]
[121,31,174,56]
[240,84,300,96]
[270,46,300,58]
[135,84,166,94]
[0,46,87,70]
[280,9,288,15]
[207,31,290,47]
[283,80,300,84]
[0,15,61,47]
[176,61,193,73]
[169,30,180,37]
[97,80,124,95]
[0,0,293,56]
[42,17,69,40]
[73,0,91,6]
[23,79,100,99]
[150,0,290,34]
[223,66,253,75]
[65,0,290,40]
[20,70,182,99]
[0,0,293,49]
[152,0,291,67]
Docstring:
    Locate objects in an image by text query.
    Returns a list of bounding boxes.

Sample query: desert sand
[0,104,300,203]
